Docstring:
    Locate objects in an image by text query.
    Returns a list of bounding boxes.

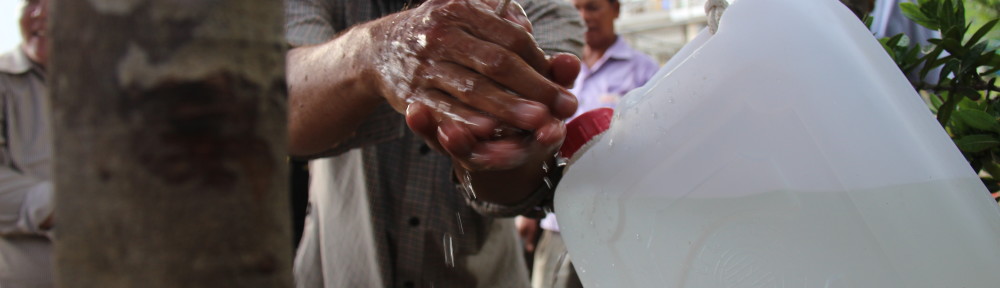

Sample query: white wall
[0,1,23,52]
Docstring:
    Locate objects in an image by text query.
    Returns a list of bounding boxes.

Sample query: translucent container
[553,0,1000,287]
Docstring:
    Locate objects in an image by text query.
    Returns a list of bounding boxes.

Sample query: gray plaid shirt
[286,0,583,287]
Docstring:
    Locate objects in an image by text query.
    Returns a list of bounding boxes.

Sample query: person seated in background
[0,0,55,287]
[516,0,658,287]
[284,0,584,287]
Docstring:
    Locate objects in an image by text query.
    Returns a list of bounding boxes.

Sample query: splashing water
[443,233,455,268]
[461,170,476,200]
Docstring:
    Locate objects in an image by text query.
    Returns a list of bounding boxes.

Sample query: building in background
[616,0,708,64]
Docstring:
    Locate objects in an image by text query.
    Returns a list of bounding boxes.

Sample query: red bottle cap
[560,108,614,159]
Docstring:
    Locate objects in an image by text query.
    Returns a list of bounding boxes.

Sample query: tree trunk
[49,1,291,286]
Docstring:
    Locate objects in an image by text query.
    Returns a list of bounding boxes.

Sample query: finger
[548,53,582,89]
[437,118,479,160]
[426,62,553,132]
[533,118,566,148]
[462,1,548,72]
[495,0,533,34]
[405,102,446,153]
[437,118,536,171]
[410,89,499,140]
[466,137,534,170]
[431,31,577,119]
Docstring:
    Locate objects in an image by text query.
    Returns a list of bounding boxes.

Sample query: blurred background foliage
[877,0,999,201]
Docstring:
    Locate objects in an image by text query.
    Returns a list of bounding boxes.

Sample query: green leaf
[939,58,960,84]
[954,0,965,28]
[901,2,938,30]
[955,134,1000,153]
[958,87,983,101]
[901,46,925,72]
[920,45,947,80]
[957,96,985,110]
[939,0,954,29]
[929,92,944,113]
[953,109,1000,132]
[967,19,997,47]
[978,52,998,69]
[888,34,905,48]
[951,0,969,26]
[959,42,988,75]
[939,34,964,54]
[879,38,898,59]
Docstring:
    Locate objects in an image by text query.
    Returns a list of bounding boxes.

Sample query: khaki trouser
[530,230,582,288]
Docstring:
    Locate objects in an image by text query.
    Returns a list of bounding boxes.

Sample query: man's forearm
[286,23,385,157]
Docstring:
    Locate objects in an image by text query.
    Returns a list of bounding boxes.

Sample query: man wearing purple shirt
[517,0,659,287]
[569,0,659,120]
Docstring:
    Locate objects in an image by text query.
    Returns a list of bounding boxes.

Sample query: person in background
[517,0,658,287]
[284,0,584,287]
[567,0,659,120]
[0,0,54,287]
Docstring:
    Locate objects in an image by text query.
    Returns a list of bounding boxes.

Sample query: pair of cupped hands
[377,0,580,174]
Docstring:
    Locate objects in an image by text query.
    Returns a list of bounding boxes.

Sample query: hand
[516,216,540,253]
[40,214,53,230]
[406,52,581,170]
[375,0,578,170]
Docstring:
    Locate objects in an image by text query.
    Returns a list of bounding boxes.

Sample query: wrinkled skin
[287,0,580,204]
[288,0,579,170]
[384,0,580,171]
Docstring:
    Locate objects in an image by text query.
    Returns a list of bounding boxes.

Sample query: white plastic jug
[553,0,1000,287]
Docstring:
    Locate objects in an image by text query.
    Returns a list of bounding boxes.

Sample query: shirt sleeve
[519,0,586,58]
[0,168,52,236]
[285,0,337,47]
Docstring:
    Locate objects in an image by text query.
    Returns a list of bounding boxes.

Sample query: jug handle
[705,0,729,34]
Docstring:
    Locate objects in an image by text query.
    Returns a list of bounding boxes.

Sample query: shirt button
[419,144,431,155]
[408,217,420,227]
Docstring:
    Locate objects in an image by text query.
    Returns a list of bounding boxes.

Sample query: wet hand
[370,0,578,169]
[406,52,580,170]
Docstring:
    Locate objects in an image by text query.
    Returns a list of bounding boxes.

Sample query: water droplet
[635,233,640,240]
[608,138,614,147]
[455,212,465,235]
[646,236,653,248]
[611,263,616,268]
[443,233,455,268]
[461,170,476,200]
[652,112,658,119]
[667,97,674,104]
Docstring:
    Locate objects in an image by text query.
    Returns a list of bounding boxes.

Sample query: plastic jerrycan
[553,0,1000,287]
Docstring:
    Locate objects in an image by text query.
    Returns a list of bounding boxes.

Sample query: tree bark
[49,0,291,286]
